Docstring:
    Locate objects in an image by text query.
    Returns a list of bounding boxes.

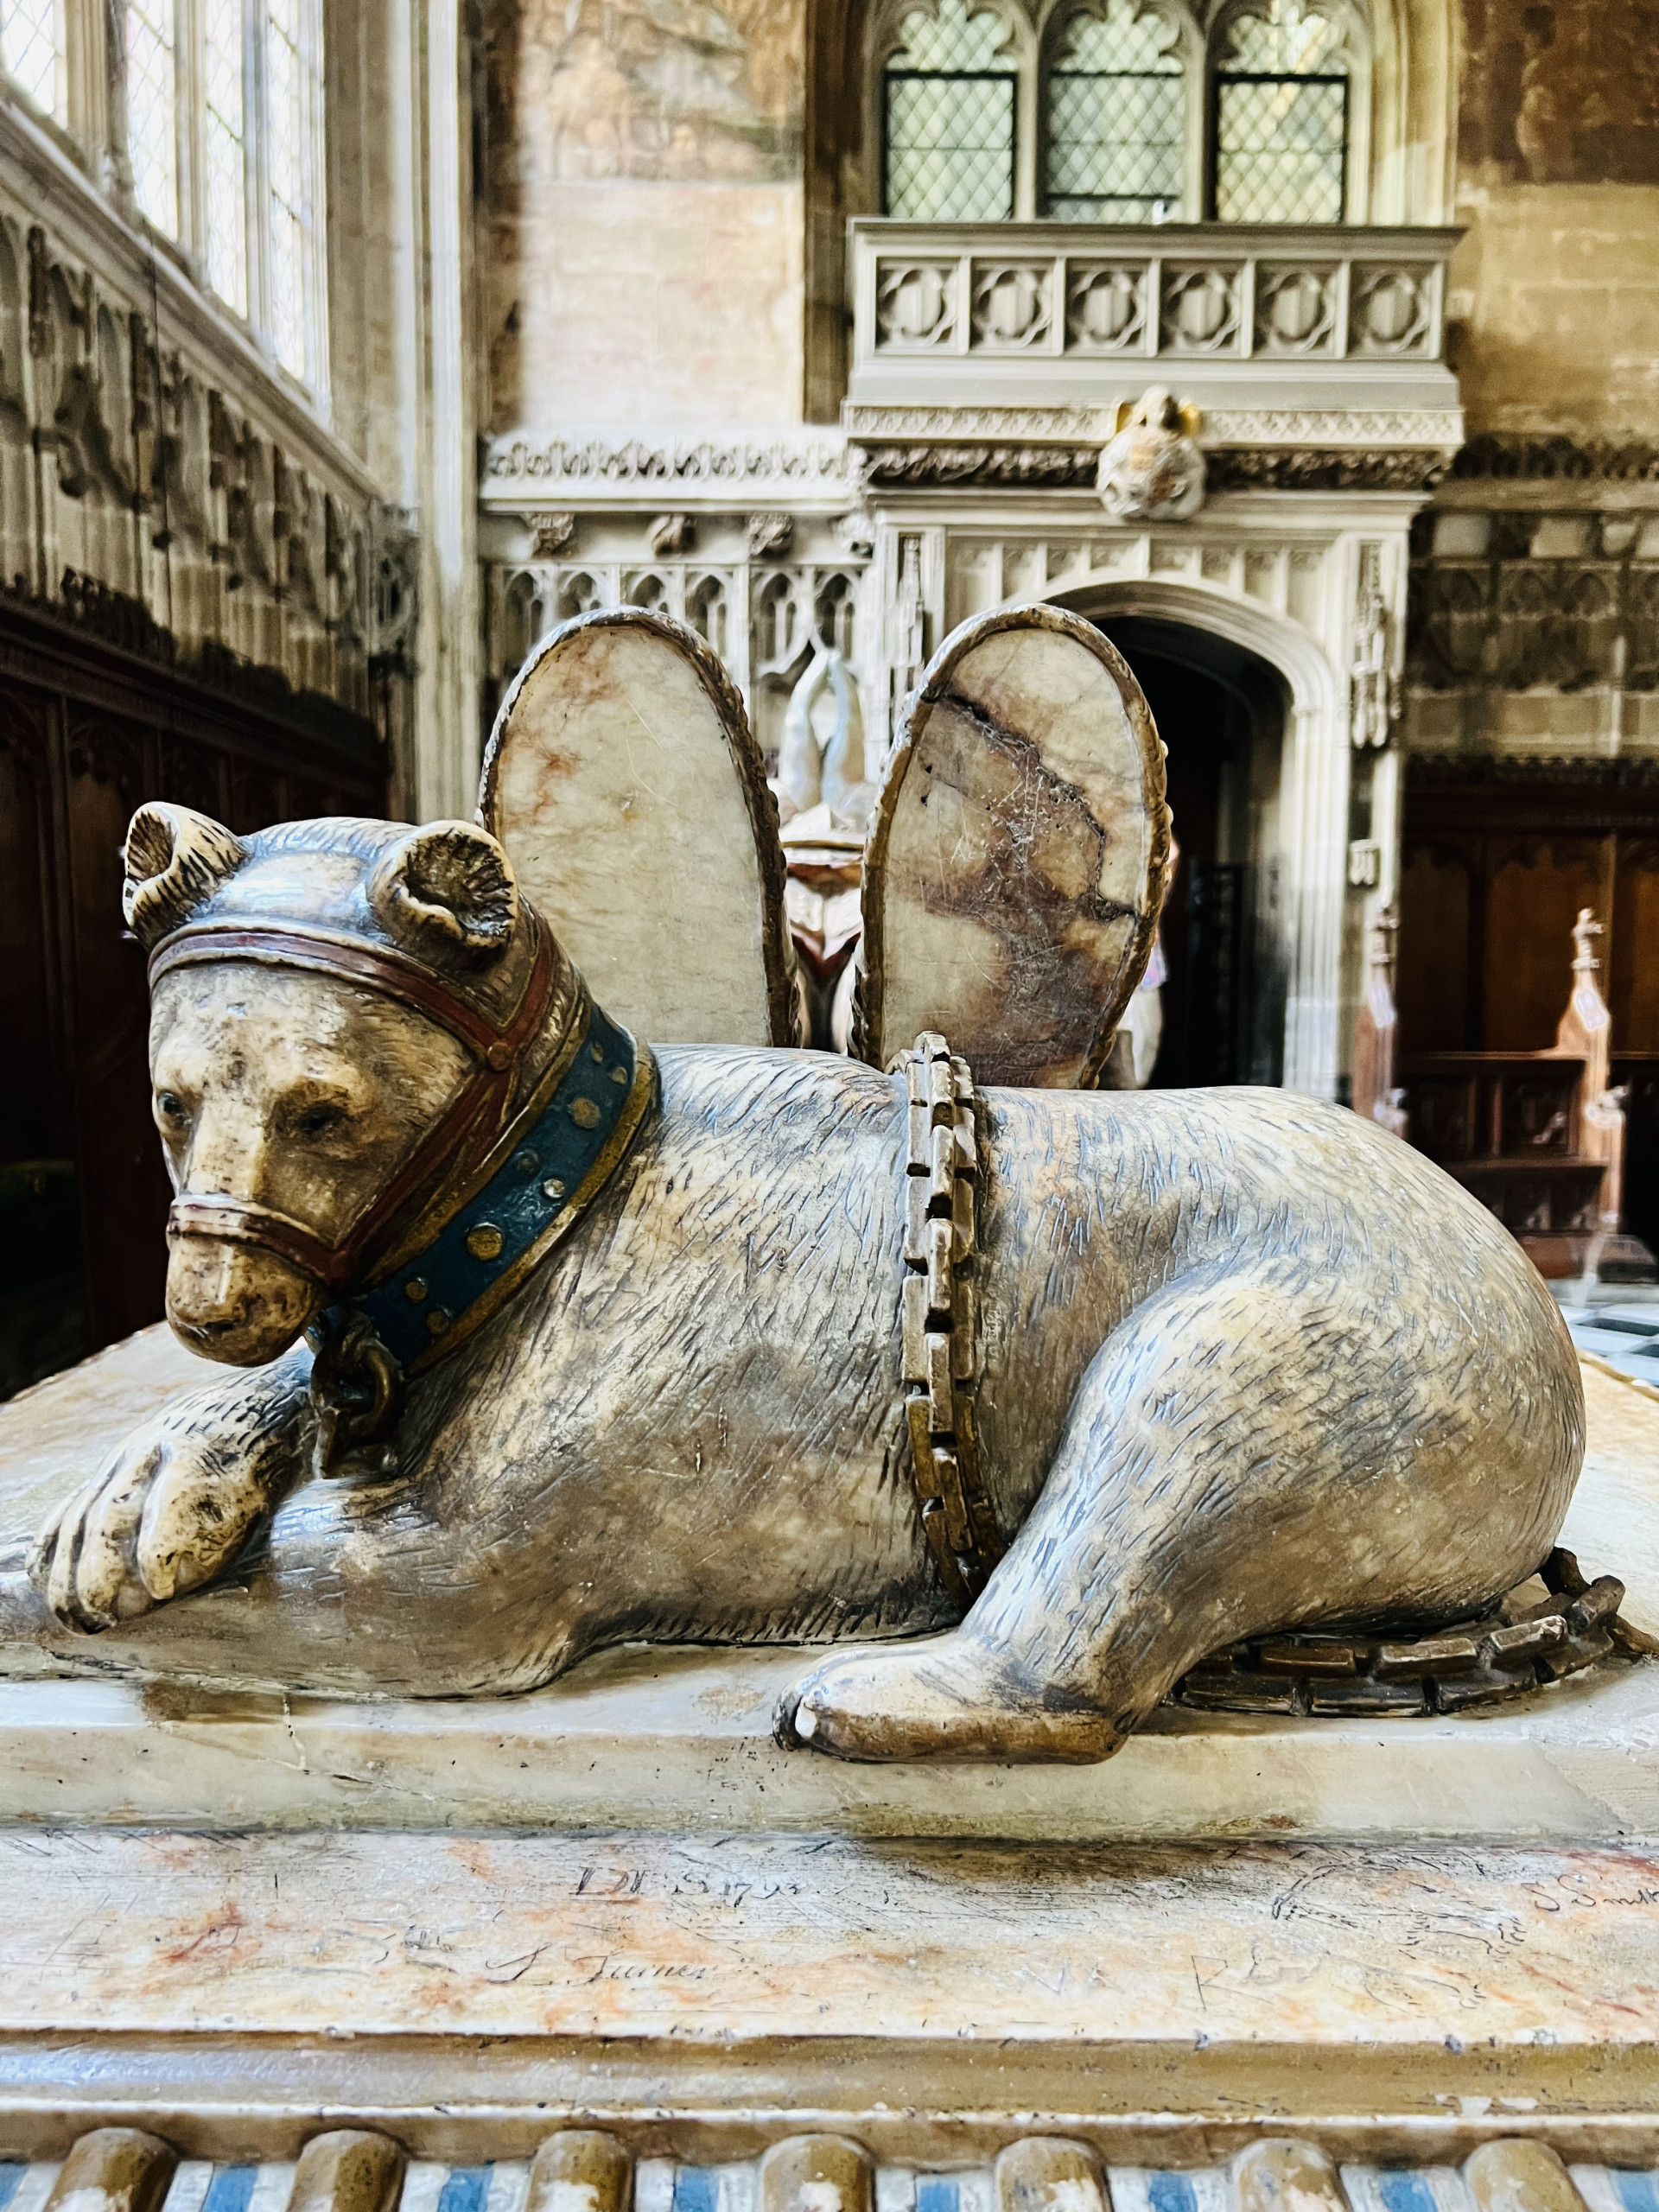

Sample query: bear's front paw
[28,1425,273,1633]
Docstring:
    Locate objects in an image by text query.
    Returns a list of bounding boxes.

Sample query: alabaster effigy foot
[480,605,802,1049]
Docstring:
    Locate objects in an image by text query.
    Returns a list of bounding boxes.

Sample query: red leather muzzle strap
[153,921,557,1290]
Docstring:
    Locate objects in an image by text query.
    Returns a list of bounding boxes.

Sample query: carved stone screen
[883,0,1015,220]
[1045,2,1185,221]
[1212,0,1347,224]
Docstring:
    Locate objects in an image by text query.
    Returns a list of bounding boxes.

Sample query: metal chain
[1171,1548,1632,1716]
[896,1031,1004,1610]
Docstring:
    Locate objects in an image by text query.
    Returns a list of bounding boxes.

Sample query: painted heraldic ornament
[1096,386,1207,523]
[0,607,1588,1764]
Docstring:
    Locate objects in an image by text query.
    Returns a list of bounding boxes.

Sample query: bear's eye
[297,1103,346,1140]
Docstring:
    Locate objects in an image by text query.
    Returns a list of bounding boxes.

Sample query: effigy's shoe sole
[855,603,1171,1089]
[480,607,798,1047]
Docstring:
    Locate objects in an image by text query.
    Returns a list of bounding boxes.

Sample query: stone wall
[481,0,808,437]
[1449,0,1659,441]
[1402,0,1659,770]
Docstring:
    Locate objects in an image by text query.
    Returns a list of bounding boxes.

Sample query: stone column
[1280,686,1351,1099]
[415,0,482,819]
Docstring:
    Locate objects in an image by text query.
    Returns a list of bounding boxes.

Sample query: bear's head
[123,803,571,1367]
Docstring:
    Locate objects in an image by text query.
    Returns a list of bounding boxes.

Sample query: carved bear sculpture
[5,804,1586,1762]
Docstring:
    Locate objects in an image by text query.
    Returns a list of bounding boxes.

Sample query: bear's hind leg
[784,1258,1580,1763]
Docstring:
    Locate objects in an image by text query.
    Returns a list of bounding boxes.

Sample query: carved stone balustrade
[846,219,1463,475]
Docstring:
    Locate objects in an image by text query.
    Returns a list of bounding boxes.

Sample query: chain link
[896,1031,1005,1609]
[1172,1548,1631,1716]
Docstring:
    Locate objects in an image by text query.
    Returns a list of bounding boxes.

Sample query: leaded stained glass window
[883,0,1015,221]
[203,0,248,315]
[196,0,326,391]
[264,0,322,380]
[1213,0,1348,223]
[0,0,65,123]
[1045,0,1183,221]
[126,0,178,236]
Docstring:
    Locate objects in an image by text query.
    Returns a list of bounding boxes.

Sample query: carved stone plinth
[3,1340,1659,2173]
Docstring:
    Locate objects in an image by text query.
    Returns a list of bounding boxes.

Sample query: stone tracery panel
[1254,263,1339,354]
[1160,264,1243,353]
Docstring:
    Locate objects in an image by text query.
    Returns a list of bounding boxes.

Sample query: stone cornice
[0,93,379,504]
[842,403,1465,452]
[480,432,857,510]
[1405,749,1659,792]
[1451,433,1659,484]
[1209,449,1449,493]
[863,443,1096,489]
[481,416,1464,511]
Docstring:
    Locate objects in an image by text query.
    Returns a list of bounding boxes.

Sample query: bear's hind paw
[778,1632,1121,1764]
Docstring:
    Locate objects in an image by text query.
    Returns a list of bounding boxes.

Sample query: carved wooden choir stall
[1357,905,1655,1281]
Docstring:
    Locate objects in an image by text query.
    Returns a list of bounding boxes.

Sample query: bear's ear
[368,820,518,962]
[123,804,246,948]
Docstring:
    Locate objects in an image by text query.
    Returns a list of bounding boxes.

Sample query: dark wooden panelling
[0,593,387,1375]
[0,699,61,1161]
[1397,842,1471,1050]
[1482,836,1610,1049]
[1611,841,1659,1052]
[1402,760,1659,1252]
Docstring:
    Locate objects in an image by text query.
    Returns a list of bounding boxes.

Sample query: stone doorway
[1096,615,1288,1089]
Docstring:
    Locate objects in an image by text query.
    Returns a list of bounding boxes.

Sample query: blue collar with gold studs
[327,995,656,1376]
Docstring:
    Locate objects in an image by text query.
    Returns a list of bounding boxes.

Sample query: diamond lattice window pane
[264,0,322,382]
[1,0,66,121]
[1046,73,1183,219]
[1214,74,1346,221]
[126,0,178,236]
[203,0,246,315]
[885,70,1015,219]
[1045,3,1183,221]
[1058,1,1181,75]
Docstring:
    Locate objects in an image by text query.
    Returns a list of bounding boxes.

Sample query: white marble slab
[0,1630,1656,1840]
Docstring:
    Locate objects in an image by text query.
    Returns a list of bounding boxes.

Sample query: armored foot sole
[777,1631,1121,1764]
[854,602,1169,1088]
[480,605,800,1048]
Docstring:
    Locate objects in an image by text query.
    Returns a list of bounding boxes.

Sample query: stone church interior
[3,0,1659,2197]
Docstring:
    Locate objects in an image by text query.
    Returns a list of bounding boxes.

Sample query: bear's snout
[167,1232,321,1367]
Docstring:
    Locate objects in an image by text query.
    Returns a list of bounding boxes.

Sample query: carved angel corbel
[1096,388,1206,522]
